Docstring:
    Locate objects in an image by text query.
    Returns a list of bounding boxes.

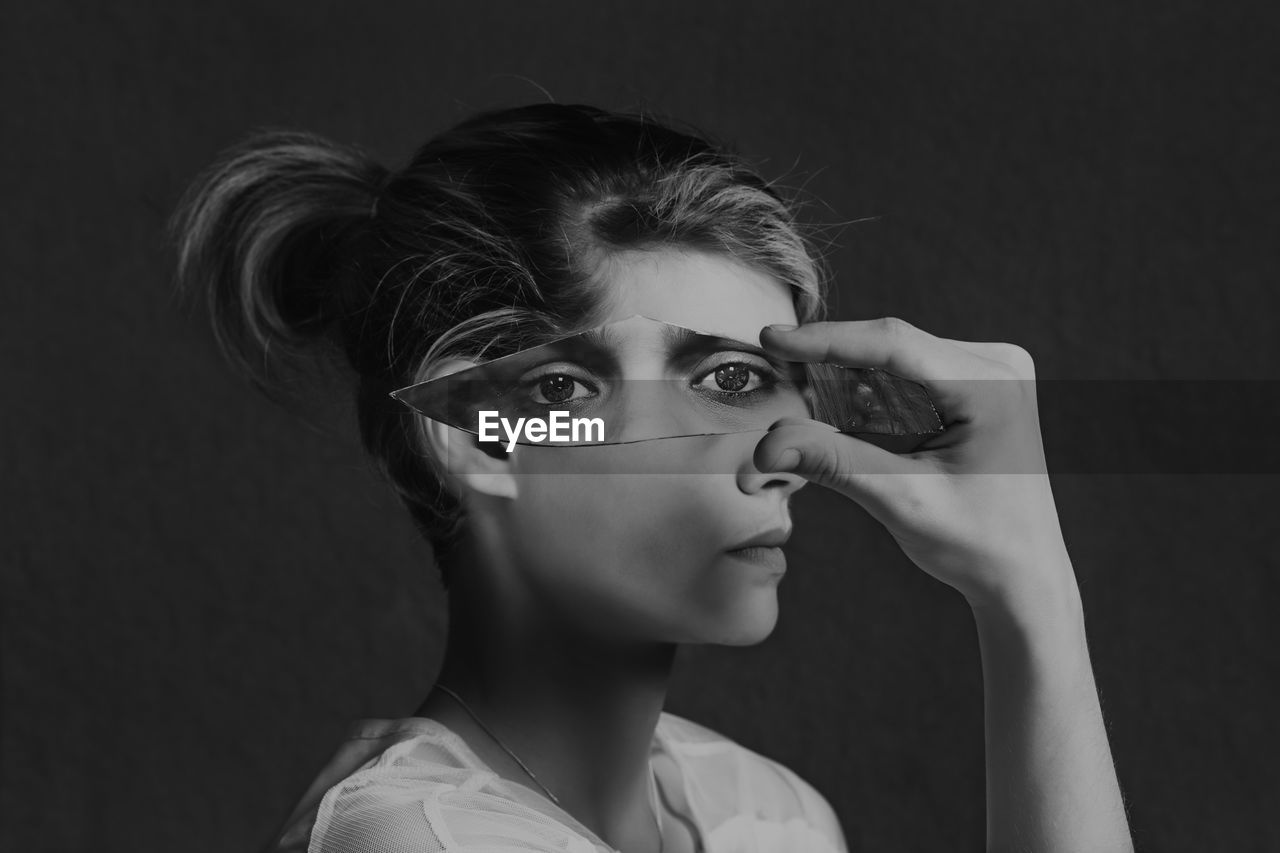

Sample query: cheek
[511,471,716,574]
[505,446,741,611]
[499,438,787,642]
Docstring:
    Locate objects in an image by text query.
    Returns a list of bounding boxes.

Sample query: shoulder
[280,717,599,850]
[657,712,848,853]
[302,719,601,853]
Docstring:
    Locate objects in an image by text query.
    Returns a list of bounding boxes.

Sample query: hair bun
[171,129,389,401]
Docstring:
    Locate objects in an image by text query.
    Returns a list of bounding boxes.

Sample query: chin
[693,593,781,646]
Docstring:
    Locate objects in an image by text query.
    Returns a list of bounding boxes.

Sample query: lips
[727,526,792,551]
[725,544,788,573]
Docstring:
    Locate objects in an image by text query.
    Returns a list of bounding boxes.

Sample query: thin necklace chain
[434,683,665,853]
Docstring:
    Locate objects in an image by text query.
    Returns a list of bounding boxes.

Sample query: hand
[756,318,1074,609]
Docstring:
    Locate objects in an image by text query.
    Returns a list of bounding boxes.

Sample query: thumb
[754,418,917,505]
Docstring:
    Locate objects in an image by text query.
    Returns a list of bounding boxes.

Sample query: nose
[612,381,700,442]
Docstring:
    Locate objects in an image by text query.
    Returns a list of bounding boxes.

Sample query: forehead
[553,315,773,365]
[590,249,799,346]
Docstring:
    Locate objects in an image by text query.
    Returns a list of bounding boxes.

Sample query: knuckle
[990,342,1036,379]
[878,316,914,340]
[890,486,929,525]
[882,477,941,528]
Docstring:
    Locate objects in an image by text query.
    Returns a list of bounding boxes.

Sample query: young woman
[173,103,1132,853]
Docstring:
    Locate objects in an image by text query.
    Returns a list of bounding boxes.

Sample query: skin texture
[755,321,1133,852]
[415,250,1133,853]
[417,249,809,853]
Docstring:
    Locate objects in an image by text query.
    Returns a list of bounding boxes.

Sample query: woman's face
[488,249,810,646]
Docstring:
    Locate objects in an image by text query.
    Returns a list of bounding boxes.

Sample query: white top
[270,710,847,853]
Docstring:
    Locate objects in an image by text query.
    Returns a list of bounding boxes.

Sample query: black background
[4,2,1278,851]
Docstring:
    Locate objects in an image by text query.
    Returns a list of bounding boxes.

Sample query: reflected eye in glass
[530,373,596,405]
[694,361,770,395]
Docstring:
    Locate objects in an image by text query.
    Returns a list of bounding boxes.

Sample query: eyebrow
[527,329,620,372]
[513,323,788,373]
[661,326,790,368]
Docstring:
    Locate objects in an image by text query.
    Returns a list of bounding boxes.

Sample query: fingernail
[766,324,798,332]
[768,449,801,472]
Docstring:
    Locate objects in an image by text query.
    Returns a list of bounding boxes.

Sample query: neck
[419,532,677,849]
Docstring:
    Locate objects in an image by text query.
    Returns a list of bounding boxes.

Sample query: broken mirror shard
[390,315,944,452]
[805,361,944,452]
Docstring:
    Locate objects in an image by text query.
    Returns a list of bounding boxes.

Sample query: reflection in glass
[391,315,943,452]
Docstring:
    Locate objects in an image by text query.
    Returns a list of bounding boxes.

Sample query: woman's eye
[531,373,594,404]
[695,362,768,395]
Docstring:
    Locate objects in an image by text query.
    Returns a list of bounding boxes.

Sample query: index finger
[761,318,986,382]
[763,318,1012,426]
